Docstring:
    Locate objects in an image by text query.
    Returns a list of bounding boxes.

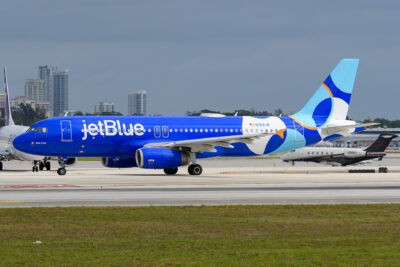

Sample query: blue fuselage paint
[13,115,328,159]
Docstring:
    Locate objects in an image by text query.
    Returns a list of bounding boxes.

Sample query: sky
[0,0,399,119]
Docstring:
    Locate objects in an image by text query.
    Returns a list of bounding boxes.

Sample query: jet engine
[344,150,366,158]
[101,156,137,168]
[65,157,77,165]
[135,148,190,169]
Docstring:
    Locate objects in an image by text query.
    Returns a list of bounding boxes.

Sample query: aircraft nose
[13,134,30,152]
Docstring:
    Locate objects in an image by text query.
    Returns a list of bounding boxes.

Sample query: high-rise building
[25,79,45,101]
[38,65,68,117]
[128,90,146,116]
[95,101,115,113]
[38,65,56,103]
[52,69,68,117]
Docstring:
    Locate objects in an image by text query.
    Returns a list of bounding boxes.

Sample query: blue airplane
[13,59,377,175]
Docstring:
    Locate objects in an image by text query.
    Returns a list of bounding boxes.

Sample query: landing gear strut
[0,162,3,171]
[57,157,67,175]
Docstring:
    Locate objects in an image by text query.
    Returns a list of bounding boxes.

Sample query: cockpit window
[27,127,48,133]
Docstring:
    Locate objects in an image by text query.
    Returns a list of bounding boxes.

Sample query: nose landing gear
[57,157,67,175]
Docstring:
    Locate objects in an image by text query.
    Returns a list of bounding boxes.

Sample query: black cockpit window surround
[27,127,48,133]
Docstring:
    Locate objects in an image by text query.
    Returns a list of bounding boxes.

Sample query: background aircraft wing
[144,130,285,153]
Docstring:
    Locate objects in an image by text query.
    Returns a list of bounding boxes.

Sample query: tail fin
[4,67,15,126]
[365,133,397,152]
[290,59,359,128]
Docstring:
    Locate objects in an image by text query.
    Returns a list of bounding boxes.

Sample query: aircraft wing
[321,123,380,135]
[144,130,285,153]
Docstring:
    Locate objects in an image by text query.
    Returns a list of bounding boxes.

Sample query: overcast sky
[1,0,399,119]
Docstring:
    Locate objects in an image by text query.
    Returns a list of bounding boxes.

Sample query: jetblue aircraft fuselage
[13,59,376,175]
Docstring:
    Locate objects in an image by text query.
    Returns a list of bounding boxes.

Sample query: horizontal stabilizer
[322,122,380,135]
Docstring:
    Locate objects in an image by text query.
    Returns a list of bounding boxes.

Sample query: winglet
[4,67,15,126]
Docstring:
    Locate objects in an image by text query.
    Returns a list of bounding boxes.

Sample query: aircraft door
[61,120,72,142]
[293,121,305,142]
[162,126,169,138]
[154,126,161,138]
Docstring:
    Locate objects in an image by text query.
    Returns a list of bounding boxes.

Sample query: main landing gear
[188,164,202,175]
[0,162,3,171]
[164,167,178,175]
[32,158,51,172]
[57,157,67,175]
[32,161,39,172]
[162,153,203,176]
[163,164,203,175]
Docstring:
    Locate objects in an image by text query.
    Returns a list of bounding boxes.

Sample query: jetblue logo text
[82,120,145,140]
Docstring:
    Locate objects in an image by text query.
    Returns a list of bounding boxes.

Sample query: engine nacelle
[101,157,137,168]
[344,150,366,158]
[65,157,77,165]
[135,148,190,169]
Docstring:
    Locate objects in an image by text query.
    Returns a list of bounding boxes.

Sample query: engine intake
[101,156,137,168]
[136,148,190,169]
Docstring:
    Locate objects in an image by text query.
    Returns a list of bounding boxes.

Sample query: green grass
[1,205,400,266]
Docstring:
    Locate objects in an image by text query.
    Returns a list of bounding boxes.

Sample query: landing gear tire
[164,167,178,175]
[57,168,66,175]
[0,162,3,171]
[188,164,202,175]
[45,161,51,171]
[39,162,44,171]
[32,166,39,172]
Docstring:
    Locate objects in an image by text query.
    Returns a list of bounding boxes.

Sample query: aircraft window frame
[215,129,218,133]
[195,129,198,133]
[35,128,42,133]
[185,129,188,133]
[210,129,214,133]
[190,128,193,132]
[27,127,35,132]
[42,127,48,133]
[230,129,233,133]
[205,129,209,133]
[240,129,243,133]
[180,129,183,133]
[200,129,203,133]
[175,129,178,132]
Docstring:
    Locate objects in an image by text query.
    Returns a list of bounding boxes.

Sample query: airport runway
[1,157,400,207]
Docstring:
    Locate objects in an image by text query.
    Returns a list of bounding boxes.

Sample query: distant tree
[0,103,47,126]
